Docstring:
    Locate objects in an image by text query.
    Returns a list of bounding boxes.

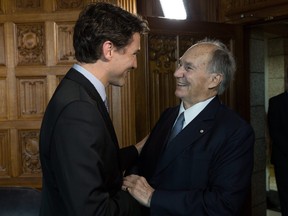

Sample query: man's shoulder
[269,91,287,102]
[217,103,251,128]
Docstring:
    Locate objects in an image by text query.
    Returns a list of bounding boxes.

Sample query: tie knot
[177,112,185,123]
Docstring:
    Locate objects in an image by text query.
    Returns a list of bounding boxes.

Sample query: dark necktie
[167,112,185,144]
[104,98,109,112]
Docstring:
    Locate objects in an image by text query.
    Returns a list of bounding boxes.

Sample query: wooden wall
[0,0,137,188]
[219,0,288,23]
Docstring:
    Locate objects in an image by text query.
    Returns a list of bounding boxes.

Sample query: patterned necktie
[167,112,185,144]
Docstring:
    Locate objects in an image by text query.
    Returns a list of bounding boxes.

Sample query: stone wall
[249,30,267,216]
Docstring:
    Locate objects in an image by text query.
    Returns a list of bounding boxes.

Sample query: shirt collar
[73,64,106,101]
[179,97,215,128]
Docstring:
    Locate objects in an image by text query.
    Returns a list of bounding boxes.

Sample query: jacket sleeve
[119,145,139,172]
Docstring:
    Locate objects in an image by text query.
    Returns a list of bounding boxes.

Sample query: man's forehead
[182,44,214,59]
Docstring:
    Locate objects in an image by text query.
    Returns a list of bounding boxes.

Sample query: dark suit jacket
[268,91,288,165]
[135,96,254,216]
[39,68,140,216]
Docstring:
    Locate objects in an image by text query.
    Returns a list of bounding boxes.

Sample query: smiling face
[174,43,222,109]
[107,33,141,87]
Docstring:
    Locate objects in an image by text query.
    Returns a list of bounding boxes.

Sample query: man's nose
[174,66,184,77]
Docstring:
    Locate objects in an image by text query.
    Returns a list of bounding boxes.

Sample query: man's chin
[110,79,126,87]
[174,91,184,99]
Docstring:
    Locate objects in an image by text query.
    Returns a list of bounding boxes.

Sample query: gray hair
[196,38,236,95]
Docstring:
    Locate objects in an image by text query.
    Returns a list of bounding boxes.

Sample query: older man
[124,38,255,216]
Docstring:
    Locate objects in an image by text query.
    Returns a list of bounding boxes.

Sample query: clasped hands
[122,174,155,207]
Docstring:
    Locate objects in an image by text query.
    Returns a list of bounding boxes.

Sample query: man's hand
[123,174,154,207]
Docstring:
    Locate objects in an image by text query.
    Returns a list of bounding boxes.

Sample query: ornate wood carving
[55,0,83,10]
[91,0,117,4]
[0,79,7,119]
[16,23,45,65]
[16,0,41,9]
[148,34,179,126]
[0,130,9,177]
[56,23,76,64]
[219,0,288,23]
[19,130,41,175]
[0,24,4,65]
[18,77,47,118]
[149,35,177,74]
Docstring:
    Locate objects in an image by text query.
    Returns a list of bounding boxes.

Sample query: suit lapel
[154,97,221,176]
[65,68,119,147]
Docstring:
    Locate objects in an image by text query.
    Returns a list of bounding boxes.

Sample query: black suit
[268,91,288,216]
[39,68,140,216]
[133,96,254,215]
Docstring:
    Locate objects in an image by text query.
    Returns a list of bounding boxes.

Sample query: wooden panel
[222,0,287,11]
[219,0,288,23]
[0,130,9,177]
[18,129,41,177]
[0,0,3,14]
[108,73,136,147]
[17,77,47,119]
[56,22,76,64]
[0,78,7,119]
[16,23,45,65]
[0,24,4,65]
[148,34,178,127]
[15,0,43,11]
[55,0,84,11]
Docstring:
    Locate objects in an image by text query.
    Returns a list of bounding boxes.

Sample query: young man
[39,3,149,216]
[124,39,255,216]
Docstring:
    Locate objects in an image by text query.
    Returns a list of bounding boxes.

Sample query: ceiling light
[159,0,187,20]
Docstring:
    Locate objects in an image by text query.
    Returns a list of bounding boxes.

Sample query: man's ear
[102,41,113,60]
[208,73,223,89]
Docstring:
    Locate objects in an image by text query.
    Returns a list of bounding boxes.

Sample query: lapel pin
[200,129,204,133]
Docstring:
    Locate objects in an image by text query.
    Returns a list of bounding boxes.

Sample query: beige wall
[267,37,288,99]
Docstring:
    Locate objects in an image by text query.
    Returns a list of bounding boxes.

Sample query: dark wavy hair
[73,2,149,63]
